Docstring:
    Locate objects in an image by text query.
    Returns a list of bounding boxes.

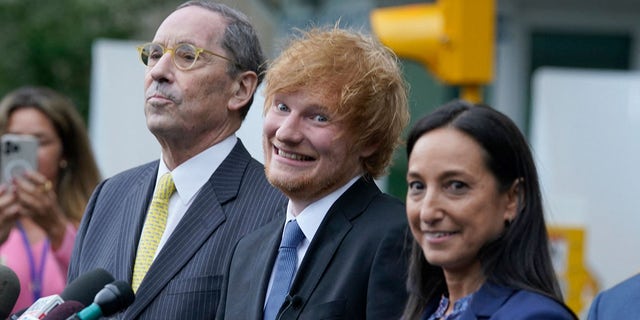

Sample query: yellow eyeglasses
[136,42,236,71]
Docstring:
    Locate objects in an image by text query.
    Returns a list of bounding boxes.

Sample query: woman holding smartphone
[0,86,101,312]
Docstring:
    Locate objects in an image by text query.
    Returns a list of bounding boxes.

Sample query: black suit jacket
[68,140,286,319]
[218,177,410,319]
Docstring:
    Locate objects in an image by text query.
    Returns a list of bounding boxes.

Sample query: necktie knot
[155,172,176,201]
[280,220,305,249]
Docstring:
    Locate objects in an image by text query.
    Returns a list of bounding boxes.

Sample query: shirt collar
[285,176,360,243]
[158,135,237,205]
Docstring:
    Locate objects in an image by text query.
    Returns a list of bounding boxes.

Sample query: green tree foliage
[0,0,173,120]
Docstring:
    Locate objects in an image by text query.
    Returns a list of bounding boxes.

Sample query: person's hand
[0,183,21,245]
[12,170,69,249]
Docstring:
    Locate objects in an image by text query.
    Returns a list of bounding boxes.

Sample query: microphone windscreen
[61,269,114,306]
[41,301,84,320]
[96,281,135,316]
[0,265,21,319]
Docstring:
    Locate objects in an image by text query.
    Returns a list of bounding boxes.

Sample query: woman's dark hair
[402,100,566,319]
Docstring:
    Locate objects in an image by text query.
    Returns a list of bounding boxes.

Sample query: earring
[504,218,512,228]
[59,159,68,169]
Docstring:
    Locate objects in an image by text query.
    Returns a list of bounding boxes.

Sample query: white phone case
[0,134,38,184]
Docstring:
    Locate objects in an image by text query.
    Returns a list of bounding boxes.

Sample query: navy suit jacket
[588,273,640,319]
[68,140,286,319]
[217,177,411,320]
[421,282,576,320]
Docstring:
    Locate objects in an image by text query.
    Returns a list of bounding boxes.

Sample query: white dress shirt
[264,175,360,304]
[139,135,237,262]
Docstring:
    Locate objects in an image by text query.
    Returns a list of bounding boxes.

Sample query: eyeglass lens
[140,43,200,70]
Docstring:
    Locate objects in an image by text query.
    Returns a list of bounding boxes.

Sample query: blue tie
[263,220,305,320]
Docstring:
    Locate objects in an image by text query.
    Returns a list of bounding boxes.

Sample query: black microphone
[277,294,303,319]
[65,280,135,320]
[60,268,114,307]
[284,295,302,309]
[41,301,85,320]
[12,268,114,320]
[0,265,21,319]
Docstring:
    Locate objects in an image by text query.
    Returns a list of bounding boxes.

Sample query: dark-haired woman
[403,100,576,319]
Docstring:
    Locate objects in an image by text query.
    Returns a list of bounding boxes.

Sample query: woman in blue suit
[403,100,577,320]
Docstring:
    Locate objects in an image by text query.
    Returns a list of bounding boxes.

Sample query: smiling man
[217,27,411,320]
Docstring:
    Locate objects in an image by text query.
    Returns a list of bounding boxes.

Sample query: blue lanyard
[16,221,49,302]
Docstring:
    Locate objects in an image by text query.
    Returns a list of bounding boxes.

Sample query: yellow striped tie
[131,172,175,292]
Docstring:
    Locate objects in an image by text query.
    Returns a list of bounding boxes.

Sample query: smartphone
[0,134,38,184]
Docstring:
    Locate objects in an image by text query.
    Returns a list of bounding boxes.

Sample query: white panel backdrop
[531,67,640,291]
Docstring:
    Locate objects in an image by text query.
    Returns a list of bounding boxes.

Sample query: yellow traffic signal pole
[462,85,482,104]
[370,0,494,103]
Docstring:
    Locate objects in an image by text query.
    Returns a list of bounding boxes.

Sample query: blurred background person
[402,100,576,319]
[587,273,640,319]
[0,86,101,312]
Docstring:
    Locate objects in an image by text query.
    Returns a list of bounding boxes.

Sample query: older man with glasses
[67,1,285,319]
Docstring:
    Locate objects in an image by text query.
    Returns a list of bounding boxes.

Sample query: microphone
[66,280,135,320]
[0,265,21,319]
[41,301,85,320]
[14,268,114,320]
[16,295,64,320]
[60,268,114,306]
[285,295,302,309]
[280,295,303,315]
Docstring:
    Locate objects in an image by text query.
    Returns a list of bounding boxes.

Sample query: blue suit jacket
[422,282,576,320]
[217,177,411,320]
[588,273,640,319]
[68,140,286,319]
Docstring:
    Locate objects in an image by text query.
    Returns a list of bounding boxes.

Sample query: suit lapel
[113,163,157,282]
[462,282,515,319]
[251,220,283,318]
[126,184,226,318]
[288,178,380,311]
[125,142,250,318]
[289,211,351,305]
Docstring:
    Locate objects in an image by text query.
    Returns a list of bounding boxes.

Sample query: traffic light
[370,0,494,103]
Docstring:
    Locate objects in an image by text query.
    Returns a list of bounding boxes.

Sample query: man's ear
[228,71,258,111]
[359,142,378,159]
